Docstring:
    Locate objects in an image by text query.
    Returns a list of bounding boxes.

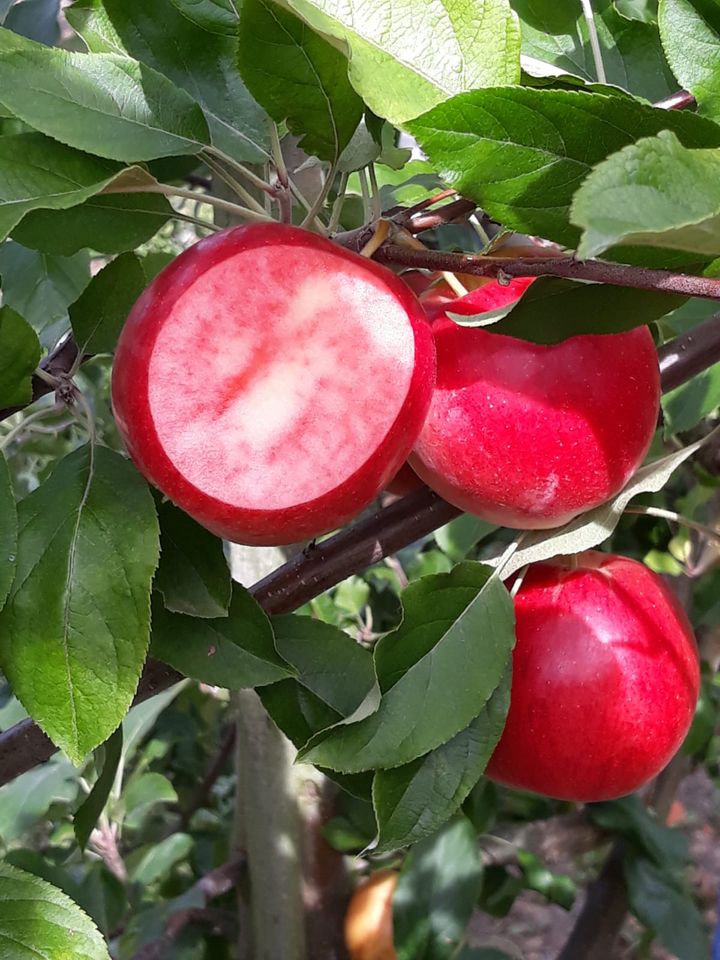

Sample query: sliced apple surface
[112,224,435,545]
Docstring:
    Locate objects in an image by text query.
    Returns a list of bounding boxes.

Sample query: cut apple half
[112,223,435,545]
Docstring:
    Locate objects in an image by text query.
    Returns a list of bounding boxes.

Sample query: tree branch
[1,321,720,785]
[374,245,720,302]
[130,858,244,960]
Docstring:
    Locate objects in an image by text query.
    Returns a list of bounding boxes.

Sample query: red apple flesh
[486,552,700,802]
[410,313,660,529]
[112,223,435,545]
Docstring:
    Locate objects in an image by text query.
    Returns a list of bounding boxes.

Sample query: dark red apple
[486,552,699,802]
[384,461,424,497]
[112,223,435,545]
[409,314,660,529]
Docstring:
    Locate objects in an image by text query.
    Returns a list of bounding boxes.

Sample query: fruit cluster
[112,223,699,806]
[112,222,661,543]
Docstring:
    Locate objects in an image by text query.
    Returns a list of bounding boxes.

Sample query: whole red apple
[409,312,660,529]
[112,223,435,545]
[486,552,699,802]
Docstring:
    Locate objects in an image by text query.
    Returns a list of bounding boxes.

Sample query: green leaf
[0,445,160,764]
[493,429,720,579]
[589,796,687,867]
[299,562,515,773]
[615,0,658,20]
[237,0,362,162]
[69,253,147,354]
[68,0,270,163]
[659,0,720,120]
[0,757,78,844]
[406,86,720,247]
[123,771,178,829]
[0,242,90,349]
[435,514,496,562]
[488,278,686,344]
[12,191,172,257]
[151,586,293,688]
[0,306,41,408]
[0,132,127,242]
[280,0,521,125]
[662,362,720,433]
[272,614,377,715]
[373,669,510,852]
[0,28,210,162]
[573,131,720,258]
[0,860,110,960]
[393,816,484,960]
[169,0,239,35]
[154,500,231,618]
[0,455,16,614]
[625,854,707,960]
[74,726,123,851]
[130,833,193,886]
[512,0,674,102]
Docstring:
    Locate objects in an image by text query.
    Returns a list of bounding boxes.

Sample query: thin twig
[624,505,720,544]
[654,89,696,110]
[299,161,338,230]
[327,172,349,235]
[118,184,274,224]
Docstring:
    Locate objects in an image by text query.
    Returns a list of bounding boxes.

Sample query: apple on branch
[487,552,700,802]
[112,223,435,546]
[410,283,660,529]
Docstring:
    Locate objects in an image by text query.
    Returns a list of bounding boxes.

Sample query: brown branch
[654,89,696,111]
[1,321,720,786]
[0,337,80,424]
[130,858,244,960]
[374,245,720,302]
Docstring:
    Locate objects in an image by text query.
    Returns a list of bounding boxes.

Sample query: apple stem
[204,146,275,194]
[0,403,65,452]
[201,153,270,217]
[268,123,293,224]
[326,172,349,234]
[579,0,607,84]
[368,163,382,222]
[300,162,338,231]
[118,183,275,224]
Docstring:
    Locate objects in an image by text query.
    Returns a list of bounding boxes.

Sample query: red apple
[486,552,699,802]
[384,461,424,496]
[409,314,660,529]
[112,223,435,545]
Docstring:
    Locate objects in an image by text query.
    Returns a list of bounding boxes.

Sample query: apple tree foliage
[0,0,718,957]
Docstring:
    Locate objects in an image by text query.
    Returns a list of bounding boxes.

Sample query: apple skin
[422,275,534,322]
[112,223,435,545]
[344,870,397,960]
[410,318,660,529]
[384,461,424,497]
[486,552,700,802]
